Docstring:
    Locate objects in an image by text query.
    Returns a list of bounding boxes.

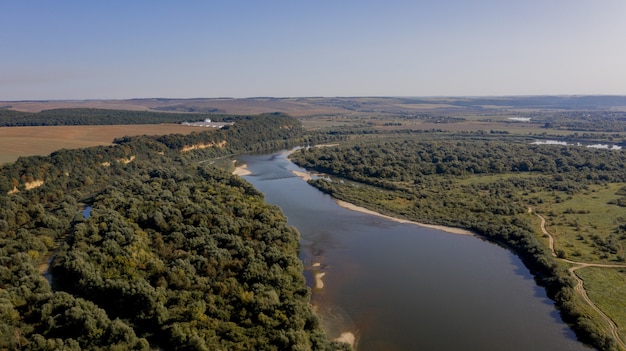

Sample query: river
[237,151,592,351]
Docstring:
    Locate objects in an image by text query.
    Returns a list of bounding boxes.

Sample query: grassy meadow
[576,267,626,341]
[2,96,625,349]
[525,183,626,263]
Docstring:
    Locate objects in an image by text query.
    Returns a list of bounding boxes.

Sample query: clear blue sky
[1,0,625,100]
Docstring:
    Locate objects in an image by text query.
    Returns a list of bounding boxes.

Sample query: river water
[237,151,591,351]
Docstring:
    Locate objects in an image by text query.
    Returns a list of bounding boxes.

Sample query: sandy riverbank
[336,200,475,236]
[291,170,313,181]
[314,272,326,289]
[288,168,475,236]
[335,332,356,348]
[232,162,251,176]
[310,262,356,348]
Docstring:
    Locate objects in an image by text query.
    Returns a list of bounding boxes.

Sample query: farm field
[0,96,625,349]
[0,97,349,116]
[0,124,204,164]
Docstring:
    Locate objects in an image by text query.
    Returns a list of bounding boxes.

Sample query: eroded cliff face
[181,140,227,153]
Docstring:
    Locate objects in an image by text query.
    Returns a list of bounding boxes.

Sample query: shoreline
[314,272,326,289]
[335,332,356,349]
[310,263,356,348]
[231,161,251,176]
[335,200,476,236]
[233,161,356,349]
[231,152,591,350]
[287,167,475,236]
[285,149,475,236]
[290,170,313,181]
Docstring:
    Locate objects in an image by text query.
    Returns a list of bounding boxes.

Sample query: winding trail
[533,209,626,350]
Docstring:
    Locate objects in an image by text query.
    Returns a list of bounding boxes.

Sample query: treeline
[0,113,348,350]
[290,140,625,351]
[0,113,341,195]
[112,113,345,162]
[534,111,626,133]
[291,140,626,183]
[378,113,465,124]
[0,108,230,126]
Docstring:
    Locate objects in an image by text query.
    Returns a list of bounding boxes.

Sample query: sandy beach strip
[334,332,356,348]
[232,163,252,176]
[289,167,475,236]
[335,200,476,236]
[291,170,313,181]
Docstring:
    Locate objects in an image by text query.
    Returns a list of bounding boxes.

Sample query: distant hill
[2,96,626,117]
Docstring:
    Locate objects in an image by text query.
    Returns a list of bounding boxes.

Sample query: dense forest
[0,113,349,350]
[0,108,226,126]
[290,139,626,351]
[3,101,625,350]
[291,140,626,182]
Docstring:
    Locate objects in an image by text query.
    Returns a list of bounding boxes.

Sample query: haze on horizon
[2,0,625,101]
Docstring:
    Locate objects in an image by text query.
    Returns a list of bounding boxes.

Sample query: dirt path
[568,265,625,350]
[533,209,626,350]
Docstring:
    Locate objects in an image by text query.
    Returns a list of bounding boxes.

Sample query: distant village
[181,118,234,128]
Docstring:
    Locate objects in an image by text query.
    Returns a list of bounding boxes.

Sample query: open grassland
[525,183,626,264]
[0,124,205,164]
[5,97,625,142]
[575,267,626,343]
[524,182,626,345]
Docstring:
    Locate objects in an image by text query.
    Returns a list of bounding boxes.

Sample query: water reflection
[238,151,591,351]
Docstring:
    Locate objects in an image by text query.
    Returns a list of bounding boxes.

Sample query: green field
[526,183,626,263]
[289,133,626,351]
[576,267,626,344]
[1,97,625,350]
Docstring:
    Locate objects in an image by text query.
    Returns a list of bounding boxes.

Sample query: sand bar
[289,168,475,236]
[232,163,251,176]
[334,332,356,348]
[314,272,326,289]
[291,170,313,181]
[336,200,475,236]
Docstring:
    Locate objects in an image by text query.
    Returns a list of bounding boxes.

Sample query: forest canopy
[290,138,626,351]
[0,112,348,350]
[0,108,230,126]
[2,102,625,351]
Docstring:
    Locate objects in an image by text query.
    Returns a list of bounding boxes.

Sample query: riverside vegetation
[290,136,626,351]
[1,100,625,350]
[0,113,348,350]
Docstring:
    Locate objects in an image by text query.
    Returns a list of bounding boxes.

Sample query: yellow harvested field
[0,124,206,164]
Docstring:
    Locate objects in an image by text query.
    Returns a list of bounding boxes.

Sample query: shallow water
[238,151,592,351]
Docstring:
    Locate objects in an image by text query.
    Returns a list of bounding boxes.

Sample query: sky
[1,0,625,100]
